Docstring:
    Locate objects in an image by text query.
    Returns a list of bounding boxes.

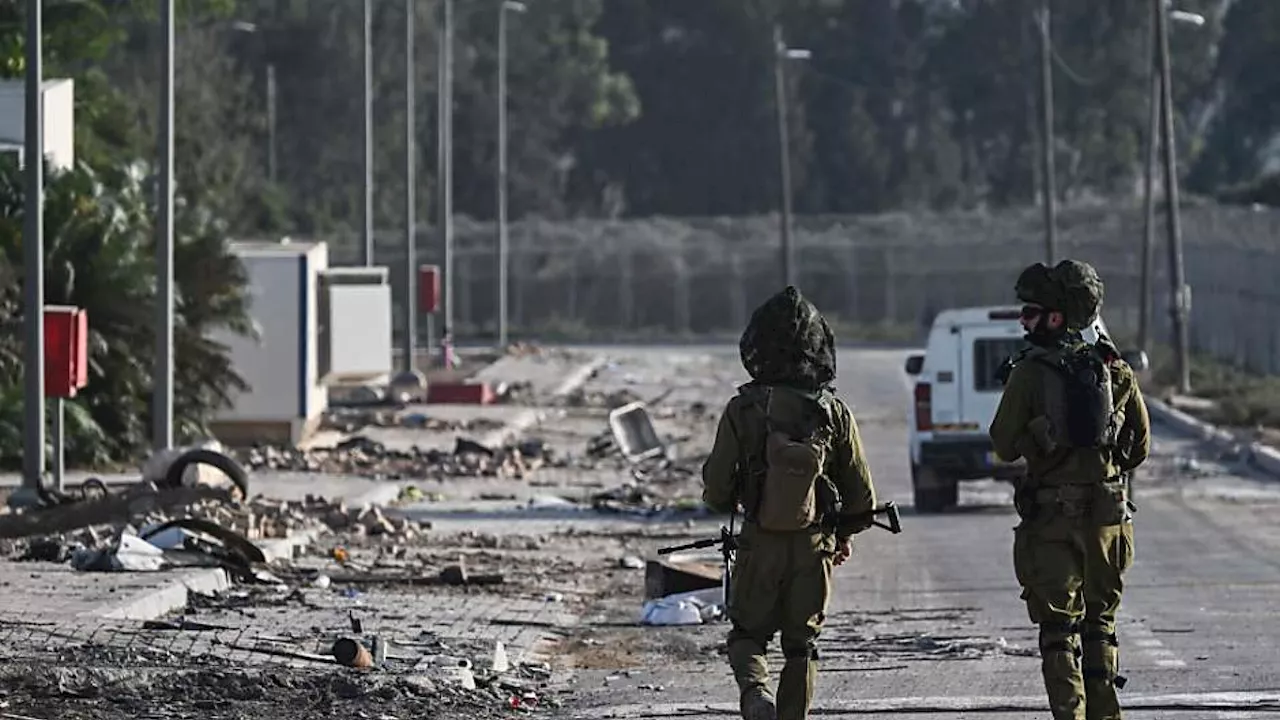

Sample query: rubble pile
[321,407,507,433]
[0,649,550,720]
[0,493,429,569]
[558,387,642,409]
[239,436,555,480]
[185,495,428,542]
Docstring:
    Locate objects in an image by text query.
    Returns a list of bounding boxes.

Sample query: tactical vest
[1029,343,1123,451]
[738,384,839,532]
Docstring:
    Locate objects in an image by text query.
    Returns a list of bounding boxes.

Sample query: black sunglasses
[1020,305,1044,319]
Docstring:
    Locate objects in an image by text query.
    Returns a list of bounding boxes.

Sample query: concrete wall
[0,79,75,171]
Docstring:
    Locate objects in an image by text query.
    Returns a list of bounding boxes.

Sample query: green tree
[0,159,253,469]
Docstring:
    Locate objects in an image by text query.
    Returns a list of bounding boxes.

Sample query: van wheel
[911,464,958,514]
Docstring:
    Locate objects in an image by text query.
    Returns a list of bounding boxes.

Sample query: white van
[902,305,1147,513]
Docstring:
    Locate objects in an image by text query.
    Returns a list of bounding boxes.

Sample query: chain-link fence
[317,202,1280,372]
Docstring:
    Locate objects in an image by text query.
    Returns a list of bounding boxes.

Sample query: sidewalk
[0,348,606,629]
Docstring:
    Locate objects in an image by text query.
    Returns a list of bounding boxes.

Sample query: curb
[479,357,606,449]
[84,567,231,621]
[82,526,321,622]
[1145,396,1280,479]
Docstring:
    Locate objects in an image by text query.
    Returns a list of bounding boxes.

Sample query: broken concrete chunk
[644,558,723,601]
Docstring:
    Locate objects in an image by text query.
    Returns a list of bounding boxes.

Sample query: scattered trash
[608,402,667,463]
[491,641,510,673]
[70,531,165,572]
[332,637,374,668]
[639,588,725,626]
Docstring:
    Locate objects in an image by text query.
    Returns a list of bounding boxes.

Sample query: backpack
[743,385,838,532]
[1033,343,1120,449]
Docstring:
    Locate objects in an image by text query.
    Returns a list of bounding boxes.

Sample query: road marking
[1124,621,1189,669]
[573,691,1280,718]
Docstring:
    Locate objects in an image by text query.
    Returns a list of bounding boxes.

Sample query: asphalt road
[550,345,1280,720]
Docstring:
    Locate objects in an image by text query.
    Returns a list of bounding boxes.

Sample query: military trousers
[725,522,836,720]
[1013,511,1136,720]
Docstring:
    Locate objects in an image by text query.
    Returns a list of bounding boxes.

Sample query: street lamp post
[362,0,374,267]
[401,0,419,377]
[1154,0,1197,394]
[16,0,45,507]
[267,62,277,184]
[1037,1,1057,265]
[438,0,455,362]
[773,25,810,289]
[154,0,175,453]
[228,23,277,185]
[1139,0,1203,390]
[497,0,526,350]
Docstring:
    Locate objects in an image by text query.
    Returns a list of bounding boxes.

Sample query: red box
[44,306,88,398]
[419,265,441,313]
[426,381,495,405]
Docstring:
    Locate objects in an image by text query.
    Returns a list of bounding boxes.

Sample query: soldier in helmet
[701,285,878,720]
[989,260,1151,720]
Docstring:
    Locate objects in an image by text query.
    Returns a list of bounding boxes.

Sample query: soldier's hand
[833,538,853,566]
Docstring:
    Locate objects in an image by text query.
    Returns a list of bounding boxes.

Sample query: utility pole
[402,0,418,375]
[1037,0,1057,265]
[17,0,45,507]
[362,0,374,267]
[773,25,810,289]
[154,0,175,452]
[497,1,526,349]
[1138,1,1160,356]
[1154,0,1192,393]
[439,0,455,351]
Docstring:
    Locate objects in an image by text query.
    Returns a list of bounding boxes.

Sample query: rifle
[655,502,905,605]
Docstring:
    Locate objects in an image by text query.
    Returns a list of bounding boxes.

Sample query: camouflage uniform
[990,261,1151,720]
[701,286,878,720]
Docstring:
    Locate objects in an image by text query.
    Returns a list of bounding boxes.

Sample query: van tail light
[914,382,933,432]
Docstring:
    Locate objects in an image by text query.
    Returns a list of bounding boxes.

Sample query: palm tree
[0,157,253,469]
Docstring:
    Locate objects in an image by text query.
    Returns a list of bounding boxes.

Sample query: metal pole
[773,24,795,289]
[497,2,510,349]
[267,62,278,184]
[51,398,64,492]
[1138,1,1160,356]
[402,0,417,374]
[441,0,455,346]
[1155,0,1192,393]
[154,0,175,452]
[1038,0,1057,265]
[362,0,374,267]
[19,0,46,504]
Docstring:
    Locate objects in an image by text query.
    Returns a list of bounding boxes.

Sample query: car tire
[911,463,958,514]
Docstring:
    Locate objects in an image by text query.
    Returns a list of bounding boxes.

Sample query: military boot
[1040,623,1086,720]
[740,686,777,720]
[1082,625,1125,720]
[775,651,817,720]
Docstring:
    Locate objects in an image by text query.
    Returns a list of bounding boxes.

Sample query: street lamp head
[503,1,528,12]
[1169,9,1206,26]
[783,48,812,61]
[230,20,259,33]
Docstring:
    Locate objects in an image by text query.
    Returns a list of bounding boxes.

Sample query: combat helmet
[1014,262,1063,310]
[1050,259,1105,330]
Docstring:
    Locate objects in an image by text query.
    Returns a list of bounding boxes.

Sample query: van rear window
[973,338,1028,391]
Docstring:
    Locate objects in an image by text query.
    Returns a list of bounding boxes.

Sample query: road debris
[238,436,553,480]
